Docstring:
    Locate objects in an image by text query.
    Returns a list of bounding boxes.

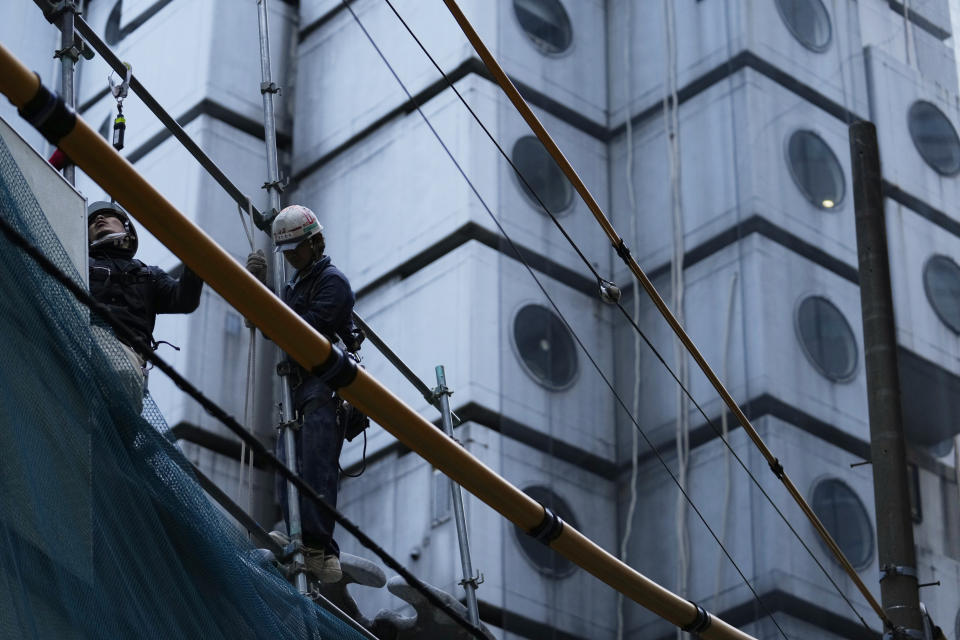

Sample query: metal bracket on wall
[262,176,290,194]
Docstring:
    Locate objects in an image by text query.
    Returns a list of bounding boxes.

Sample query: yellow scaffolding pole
[0,42,754,640]
[439,0,886,627]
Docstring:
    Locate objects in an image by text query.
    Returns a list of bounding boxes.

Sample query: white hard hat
[272,204,324,252]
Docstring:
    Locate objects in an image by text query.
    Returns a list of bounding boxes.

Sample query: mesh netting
[0,136,364,640]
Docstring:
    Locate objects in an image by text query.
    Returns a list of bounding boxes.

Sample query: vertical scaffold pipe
[255,0,306,594]
[58,0,78,185]
[434,366,480,627]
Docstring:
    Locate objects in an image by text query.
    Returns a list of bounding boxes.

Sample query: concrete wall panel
[867,46,960,218]
[614,236,868,456]
[293,0,605,171]
[342,241,615,468]
[294,76,610,295]
[609,70,858,284]
[607,0,867,127]
[622,419,881,637]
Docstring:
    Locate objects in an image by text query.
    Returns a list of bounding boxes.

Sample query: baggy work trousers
[276,395,345,556]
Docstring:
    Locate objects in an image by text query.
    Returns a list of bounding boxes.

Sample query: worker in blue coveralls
[88,201,203,399]
[245,204,356,584]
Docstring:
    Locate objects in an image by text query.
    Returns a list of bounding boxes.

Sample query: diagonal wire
[377,0,872,630]
[0,215,488,640]
[336,1,787,635]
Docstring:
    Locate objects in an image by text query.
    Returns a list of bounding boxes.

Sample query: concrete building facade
[3,0,960,638]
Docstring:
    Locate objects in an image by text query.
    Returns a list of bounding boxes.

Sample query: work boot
[268,530,290,548]
[304,548,342,584]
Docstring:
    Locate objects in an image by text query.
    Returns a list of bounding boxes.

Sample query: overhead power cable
[334,1,783,635]
[0,213,488,640]
[436,0,889,628]
[1,46,753,639]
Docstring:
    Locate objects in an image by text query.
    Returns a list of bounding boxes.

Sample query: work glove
[245,250,268,329]
[246,249,268,286]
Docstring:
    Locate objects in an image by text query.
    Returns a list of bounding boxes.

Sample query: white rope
[237,197,256,251]
[660,1,690,628]
[617,2,641,637]
[954,435,959,521]
[902,0,917,69]
[236,198,257,516]
[713,272,739,601]
[242,321,257,513]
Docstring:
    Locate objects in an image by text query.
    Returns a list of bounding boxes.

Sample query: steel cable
[337,1,783,633]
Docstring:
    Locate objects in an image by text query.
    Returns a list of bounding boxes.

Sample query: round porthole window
[514,486,579,577]
[105,0,124,44]
[796,296,858,382]
[513,304,578,390]
[923,255,960,334]
[811,479,874,570]
[929,438,955,459]
[775,0,832,52]
[787,130,845,210]
[513,0,573,55]
[512,136,574,215]
[909,101,960,176]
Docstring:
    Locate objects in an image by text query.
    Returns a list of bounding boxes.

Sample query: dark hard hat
[87,200,138,255]
[87,200,130,225]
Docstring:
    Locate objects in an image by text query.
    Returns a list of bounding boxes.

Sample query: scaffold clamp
[262,176,290,194]
[260,81,281,95]
[527,505,564,545]
[459,572,484,589]
[681,601,711,634]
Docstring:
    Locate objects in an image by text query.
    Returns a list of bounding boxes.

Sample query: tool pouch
[338,398,370,442]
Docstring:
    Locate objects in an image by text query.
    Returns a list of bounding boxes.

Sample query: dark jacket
[89,245,203,349]
[281,255,356,409]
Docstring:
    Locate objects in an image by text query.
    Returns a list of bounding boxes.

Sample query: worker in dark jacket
[88,201,203,388]
[246,204,356,584]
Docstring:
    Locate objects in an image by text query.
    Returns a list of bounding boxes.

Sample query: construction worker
[245,204,356,584]
[88,200,203,392]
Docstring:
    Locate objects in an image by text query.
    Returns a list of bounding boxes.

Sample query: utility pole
[255,0,306,594]
[434,366,481,627]
[849,121,923,639]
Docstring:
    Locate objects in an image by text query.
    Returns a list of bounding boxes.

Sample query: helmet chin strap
[89,231,130,251]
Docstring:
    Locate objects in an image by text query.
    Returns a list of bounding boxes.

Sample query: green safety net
[0,135,364,640]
